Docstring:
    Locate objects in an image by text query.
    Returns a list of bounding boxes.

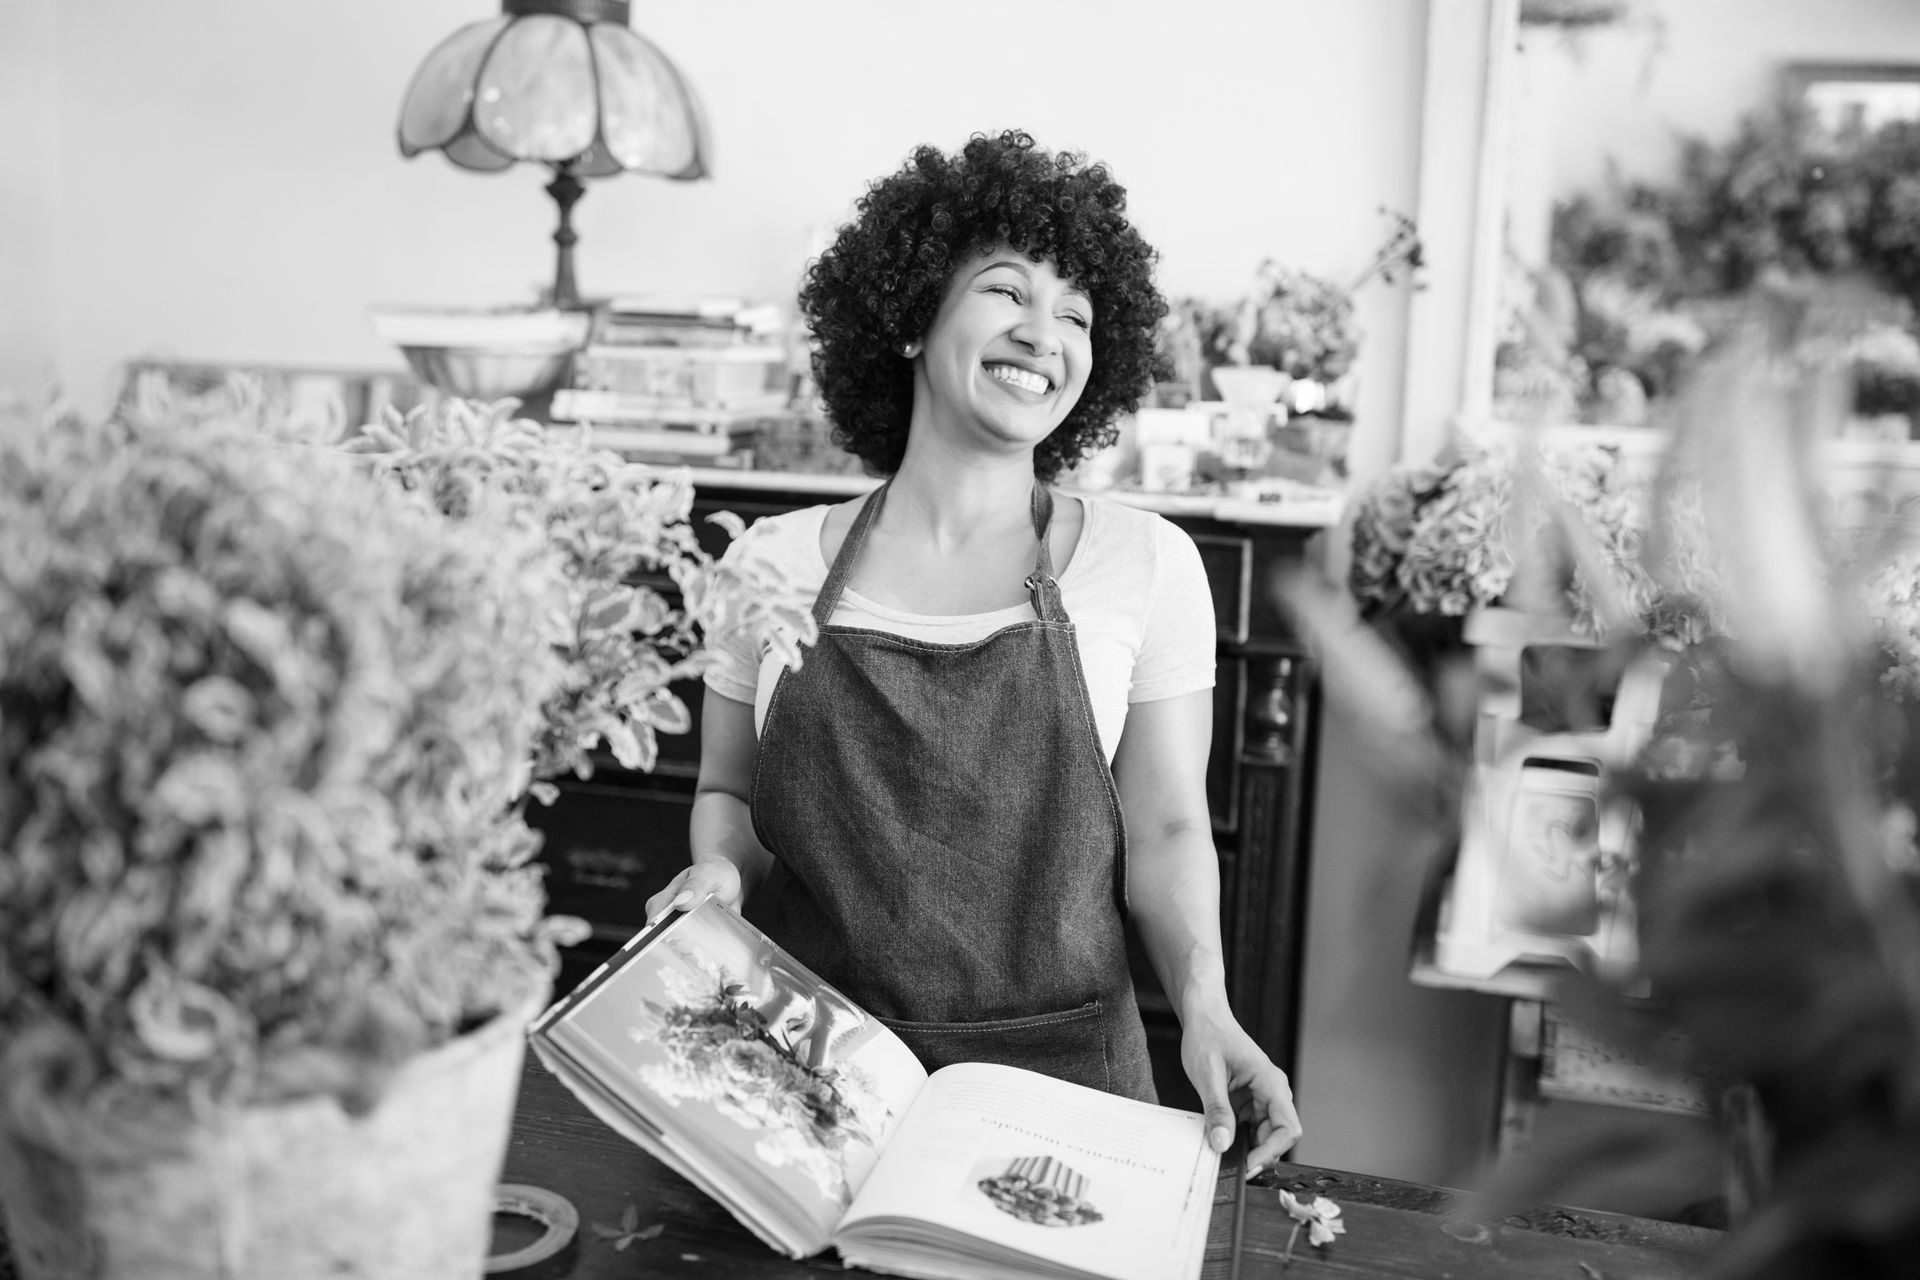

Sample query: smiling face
[908,247,1094,461]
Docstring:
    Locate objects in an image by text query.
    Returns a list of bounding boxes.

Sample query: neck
[887,433,1039,546]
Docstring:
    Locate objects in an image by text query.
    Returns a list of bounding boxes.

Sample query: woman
[647,130,1301,1174]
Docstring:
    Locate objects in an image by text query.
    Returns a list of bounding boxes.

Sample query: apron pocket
[879,1000,1109,1093]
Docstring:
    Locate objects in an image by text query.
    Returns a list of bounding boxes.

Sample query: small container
[399,345,577,402]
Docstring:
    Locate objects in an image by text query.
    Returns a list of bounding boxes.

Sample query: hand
[643,860,743,922]
[1180,1005,1303,1178]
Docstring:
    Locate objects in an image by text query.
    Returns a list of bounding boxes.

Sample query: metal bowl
[400,345,578,402]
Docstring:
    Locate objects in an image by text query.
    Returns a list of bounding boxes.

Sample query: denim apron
[751,481,1156,1101]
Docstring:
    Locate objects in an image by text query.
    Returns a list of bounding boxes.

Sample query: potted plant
[1196,212,1422,486]
[0,399,810,1278]
[0,402,575,1277]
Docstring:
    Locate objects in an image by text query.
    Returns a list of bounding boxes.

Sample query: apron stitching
[1054,617,1132,909]
[824,623,1072,654]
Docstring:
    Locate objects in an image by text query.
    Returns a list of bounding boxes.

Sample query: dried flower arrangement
[344,398,816,795]
[1346,440,1723,647]
[0,408,570,1110]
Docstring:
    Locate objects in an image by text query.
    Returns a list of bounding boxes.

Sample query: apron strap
[1025,484,1064,623]
[812,479,1063,625]
[812,480,890,626]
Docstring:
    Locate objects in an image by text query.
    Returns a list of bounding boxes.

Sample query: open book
[528,897,1220,1280]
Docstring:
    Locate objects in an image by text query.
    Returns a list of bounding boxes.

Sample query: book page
[541,901,927,1250]
[834,1062,1218,1280]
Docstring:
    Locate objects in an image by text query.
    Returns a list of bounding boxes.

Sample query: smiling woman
[910,249,1095,461]
[641,128,1306,1178]
[798,129,1167,483]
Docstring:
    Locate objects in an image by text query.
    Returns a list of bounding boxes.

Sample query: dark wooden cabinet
[532,479,1323,1109]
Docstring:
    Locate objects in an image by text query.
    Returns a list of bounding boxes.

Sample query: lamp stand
[545,166,587,311]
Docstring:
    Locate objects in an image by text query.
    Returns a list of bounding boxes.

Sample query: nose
[1009,307,1065,357]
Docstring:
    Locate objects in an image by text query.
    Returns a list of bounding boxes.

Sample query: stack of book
[551,297,795,466]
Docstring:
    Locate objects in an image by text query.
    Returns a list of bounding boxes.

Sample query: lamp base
[546,169,587,312]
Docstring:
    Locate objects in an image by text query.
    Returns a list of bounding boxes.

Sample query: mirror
[1415,0,1920,482]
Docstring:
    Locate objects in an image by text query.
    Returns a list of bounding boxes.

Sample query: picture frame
[1782,60,1920,151]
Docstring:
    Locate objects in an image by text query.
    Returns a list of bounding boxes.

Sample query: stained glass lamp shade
[397,0,710,309]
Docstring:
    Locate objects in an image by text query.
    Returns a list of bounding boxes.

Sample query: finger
[1245,1088,1304,1174]
[1197,1053,1236,1154]
[644,872,693,925]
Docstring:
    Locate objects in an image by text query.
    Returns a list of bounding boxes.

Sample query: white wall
[30,0,1426,455]
[0,0,67,412]
[4,0,1520,1188]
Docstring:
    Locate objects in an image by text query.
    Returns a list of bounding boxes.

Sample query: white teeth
[987,364,1049,394]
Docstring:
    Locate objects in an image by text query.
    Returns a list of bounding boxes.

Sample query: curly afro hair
[799,130,1169,484]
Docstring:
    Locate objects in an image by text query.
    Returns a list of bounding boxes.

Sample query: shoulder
[1078,496,1203,571]
[816,493,874,567]
[720,503,831,575]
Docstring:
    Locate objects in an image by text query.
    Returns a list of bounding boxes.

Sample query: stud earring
[900,341,921,359]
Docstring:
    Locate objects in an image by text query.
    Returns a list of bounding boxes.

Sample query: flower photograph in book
[973,1154,1105,1228]
[633,949,894,1205]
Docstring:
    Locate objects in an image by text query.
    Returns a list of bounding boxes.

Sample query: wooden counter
[499,1054,1722,1279]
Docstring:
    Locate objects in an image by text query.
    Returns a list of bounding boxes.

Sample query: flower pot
[0,985,545,1280]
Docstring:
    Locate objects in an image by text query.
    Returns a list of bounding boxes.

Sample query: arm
[1114,691,1303,1174]
[642,687,777,919]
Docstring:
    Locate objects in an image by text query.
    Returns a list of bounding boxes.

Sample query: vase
[0,985,546,1280]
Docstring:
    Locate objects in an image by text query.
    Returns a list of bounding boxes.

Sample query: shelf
[663,466,1345,528]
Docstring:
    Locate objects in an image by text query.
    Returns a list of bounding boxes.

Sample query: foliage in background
[344,399,817,793]
[1156,210,1423,407]
[1207,263,1362,384]
[0,408,570,1111]
[1500,103,1920,426]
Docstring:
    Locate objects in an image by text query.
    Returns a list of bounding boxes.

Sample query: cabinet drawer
[1190,533,1251,646]
[525,778,694,943]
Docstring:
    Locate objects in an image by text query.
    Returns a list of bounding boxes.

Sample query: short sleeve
[701,507,825,706]
[1128,521,1216,702]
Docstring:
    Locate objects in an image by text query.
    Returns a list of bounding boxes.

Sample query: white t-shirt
[703,494,1216,762]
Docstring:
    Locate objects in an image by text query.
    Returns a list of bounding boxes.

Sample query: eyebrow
[972,258,1091,303]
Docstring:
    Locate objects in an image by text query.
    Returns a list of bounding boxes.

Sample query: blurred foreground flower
[1290,280,1920,1276]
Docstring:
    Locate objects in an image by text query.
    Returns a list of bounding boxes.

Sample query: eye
[986,283,1024,303]
[1061,312,1092,331]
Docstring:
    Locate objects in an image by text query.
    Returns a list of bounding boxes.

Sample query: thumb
[1199,1053,1235,1154]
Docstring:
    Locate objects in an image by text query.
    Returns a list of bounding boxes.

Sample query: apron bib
[751,481,1155,1101]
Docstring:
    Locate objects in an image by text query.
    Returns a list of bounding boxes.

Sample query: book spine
[550,424,737,454]
[572,349,789,405]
